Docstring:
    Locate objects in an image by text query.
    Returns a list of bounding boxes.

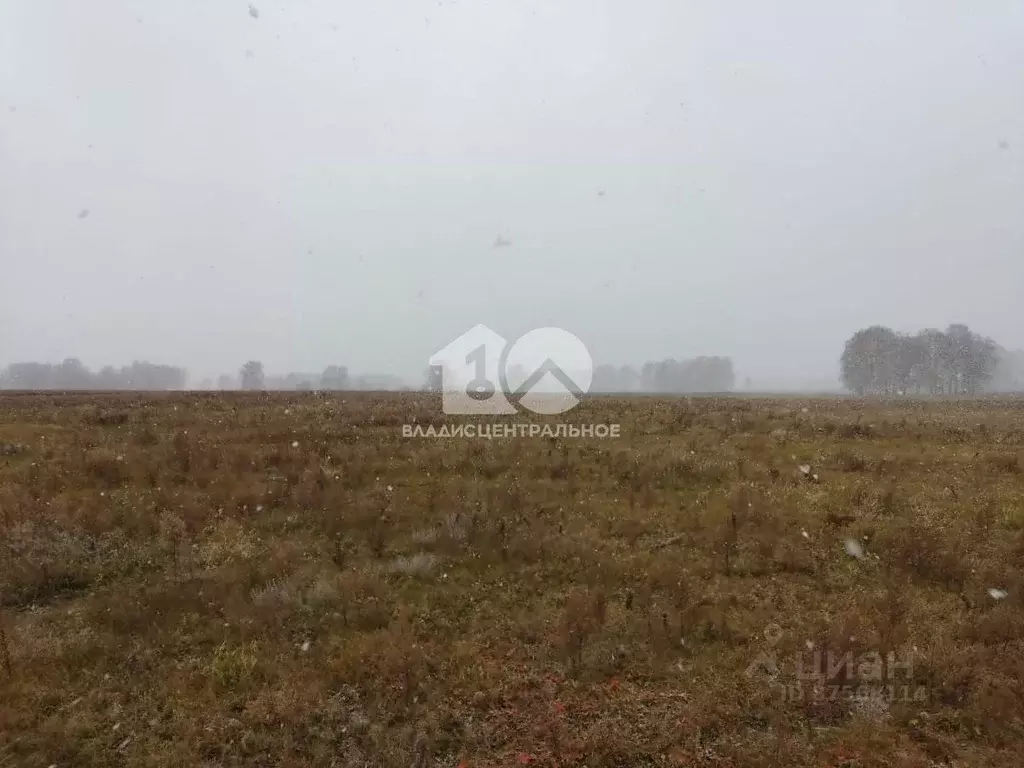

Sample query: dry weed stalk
[561,589,608,673]
[0,600,12,679]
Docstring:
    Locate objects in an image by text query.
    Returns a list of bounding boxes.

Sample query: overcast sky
[2,0,1023,386]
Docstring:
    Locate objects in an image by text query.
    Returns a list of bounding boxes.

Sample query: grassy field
[2,392,1024,767]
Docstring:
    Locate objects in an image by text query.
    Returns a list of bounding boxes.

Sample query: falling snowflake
[291,440,299,448]
[843,538,864,559]
[248,3,260,19]
[988,588,1008,600]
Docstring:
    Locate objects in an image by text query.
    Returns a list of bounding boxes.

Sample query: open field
[2,393,1024,767]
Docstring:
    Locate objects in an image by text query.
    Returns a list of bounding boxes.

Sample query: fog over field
[7,5,1024,763]
[2,1,1024,388]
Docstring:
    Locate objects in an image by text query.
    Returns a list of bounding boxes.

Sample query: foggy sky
[2,0,1023,386]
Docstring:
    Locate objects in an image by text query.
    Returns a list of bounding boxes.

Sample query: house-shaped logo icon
[429,324,593,416]
[429,324,518,415]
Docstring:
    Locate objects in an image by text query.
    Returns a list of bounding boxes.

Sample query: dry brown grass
[2,392,1024,766]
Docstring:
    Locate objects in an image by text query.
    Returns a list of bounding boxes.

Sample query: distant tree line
[593,356,736,393]
[421,356,736,395]
[0,359,414,392]
[840,324,1024,395]
[222,362,354,392]
[0,359,187,391]
[215,363,409,392]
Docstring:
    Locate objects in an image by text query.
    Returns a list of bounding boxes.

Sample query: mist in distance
[2,1,1023,391]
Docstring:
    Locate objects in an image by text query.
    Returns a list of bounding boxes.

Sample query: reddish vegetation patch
[1,392,1024,766]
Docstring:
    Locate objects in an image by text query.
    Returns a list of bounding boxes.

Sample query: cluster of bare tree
[593,356,736,393]
[216,362,352,391]
[840,324,1022,395]
[0,359,187,391]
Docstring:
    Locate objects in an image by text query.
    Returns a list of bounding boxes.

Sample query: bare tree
[240,361,265,391]
[321,365,350,390]
[840,326,899,395]
[423,365,443,393]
